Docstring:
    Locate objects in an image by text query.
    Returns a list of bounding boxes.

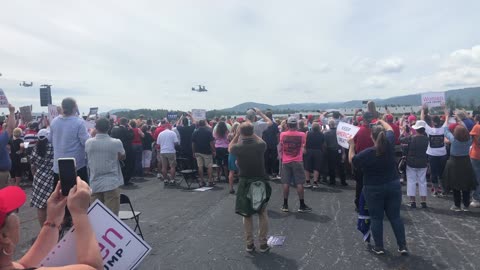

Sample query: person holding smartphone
[0,180,103,269]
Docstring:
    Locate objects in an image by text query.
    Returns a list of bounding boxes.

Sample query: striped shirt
[85,134,125,193]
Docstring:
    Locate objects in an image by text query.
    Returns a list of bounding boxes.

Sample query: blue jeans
[363,181,406,249]
[429,155,447,186]
[472,158,480,201]
[132,144,143,177]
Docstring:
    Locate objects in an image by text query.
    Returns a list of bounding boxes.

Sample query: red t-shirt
[280,130,306,163]
[132,128,142,145]
[390,123,400,145]
[354,125,374,153]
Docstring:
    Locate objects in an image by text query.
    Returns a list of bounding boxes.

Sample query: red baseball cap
[385,114,394,122]
[0,186,26,227]
[237,117,244,123]
[408,115,417,122]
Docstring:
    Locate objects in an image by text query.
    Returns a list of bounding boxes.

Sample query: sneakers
[259,244,270,253]
[432,191,440,197]
[462,206,470,212]
[421,202,427,209]
[298,204,312,213]
[245,244,255,252]
[312,182,319,189]
[398,246,409,256]
[163,179,168,185]
[281,204,289,212]
[450,205,462,212]
[169,179,175,185]
[207,182,216,187]
[157,173,162,179]
[229,189,235,195]
[304,182,312,188]
[470,200,480,208]
[371,246,385,255]
[409,202,416,209]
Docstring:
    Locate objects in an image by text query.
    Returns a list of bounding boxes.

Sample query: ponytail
[375,131,387,156]
[371,125,387,156]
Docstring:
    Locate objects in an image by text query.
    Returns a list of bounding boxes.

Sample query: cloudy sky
[1,0,479,113]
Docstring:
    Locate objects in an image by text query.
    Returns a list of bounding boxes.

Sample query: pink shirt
[280,130,306,164]
[214,134,229,148]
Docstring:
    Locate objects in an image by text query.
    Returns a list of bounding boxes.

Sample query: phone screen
[58,158,77,196]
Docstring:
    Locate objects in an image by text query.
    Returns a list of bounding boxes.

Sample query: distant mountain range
[221,87,480,112]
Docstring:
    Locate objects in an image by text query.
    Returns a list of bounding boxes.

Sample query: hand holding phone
[58,158,77,196]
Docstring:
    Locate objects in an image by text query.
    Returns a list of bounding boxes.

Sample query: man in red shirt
[279,117,312,213]
[153,119,168,178]
[353,112,375,211]
[385,114,400,145]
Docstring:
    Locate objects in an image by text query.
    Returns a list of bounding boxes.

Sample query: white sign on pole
[48,105,59,122]
[40,200,151,269]
[192,109,206,121]
[336,122,360,149]
[0,89,8,108]
[421,92,445,108]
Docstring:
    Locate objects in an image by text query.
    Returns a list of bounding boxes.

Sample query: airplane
[20,81,33,87]
[192,85,208,92]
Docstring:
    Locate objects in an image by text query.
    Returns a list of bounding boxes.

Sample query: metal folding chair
[119,194,144,240]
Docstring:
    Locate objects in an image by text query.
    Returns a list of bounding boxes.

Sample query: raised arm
[254,108,272,126]
[377,119,393,132]
[6,104,16,137]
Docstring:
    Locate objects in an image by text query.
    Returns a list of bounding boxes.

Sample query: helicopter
[20,81,33,87]
[192,85,208,92]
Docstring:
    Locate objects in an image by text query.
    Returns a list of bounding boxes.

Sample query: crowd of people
[0,96,479,267]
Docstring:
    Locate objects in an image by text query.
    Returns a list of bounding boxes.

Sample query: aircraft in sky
[192,85,208,92]
[20,81,33,87]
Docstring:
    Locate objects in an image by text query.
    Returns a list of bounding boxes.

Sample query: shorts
[160,153,177,168]
[215,147,229,166]
[228,154,238,171]
[142,150,152,168]
[281,162,306,185]
[195,153,213,168]
[303,149,323,172]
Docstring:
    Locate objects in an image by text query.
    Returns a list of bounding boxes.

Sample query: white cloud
[375,57,405,73]
[363,76,392,89]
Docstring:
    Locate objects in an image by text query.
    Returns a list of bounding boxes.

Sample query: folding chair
[179,169,198,189]
[119,194,144,240]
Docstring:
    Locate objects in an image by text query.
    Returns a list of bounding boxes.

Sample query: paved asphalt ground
[14,176,480,270]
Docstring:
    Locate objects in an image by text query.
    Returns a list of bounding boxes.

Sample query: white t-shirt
[424,125,447,156]
[157,129,179,154]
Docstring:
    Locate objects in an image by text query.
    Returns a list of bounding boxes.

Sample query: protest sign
[421,92,445,108]
[19,105,33,123]
[192,109,206,121]
[0,89,9,108]
[167,112,178,122]
[336,122,360,149]
[88,107,99,117]
[40,200,151,270]
[48,105,59,122]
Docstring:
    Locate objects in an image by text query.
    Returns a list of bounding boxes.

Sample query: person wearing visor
[0,181,102,269]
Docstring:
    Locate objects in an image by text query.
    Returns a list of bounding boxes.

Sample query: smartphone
[58,158,77,196]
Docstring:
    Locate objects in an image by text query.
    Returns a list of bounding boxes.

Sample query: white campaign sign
[0,89,8,108]
[421,92,445,108]
[48,105,59,122]
[40,200,151,270]
[336,122,360,149]
[192,109,206,121]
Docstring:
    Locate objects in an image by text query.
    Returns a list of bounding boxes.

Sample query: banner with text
[336,122,360,149]
[0,89,9,108]
[19,105,33,123]
[48,105,59,122]
[40,200,151,269]
[192,109,206,121]
[421,92,445,108]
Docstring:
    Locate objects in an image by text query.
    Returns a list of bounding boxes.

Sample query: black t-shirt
[142,132,154,150]
[306,131,325,150]
[192,127,214,154]
[110,125,134,150]
[177,125,196,154]
[9,138,23,163]
[262,123,279,149]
